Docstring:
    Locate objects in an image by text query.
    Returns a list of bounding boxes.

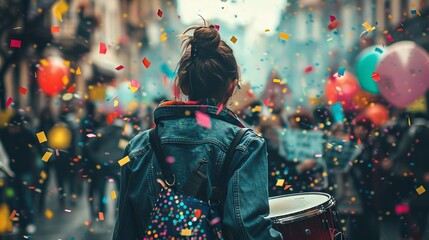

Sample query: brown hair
[174,20,240,105]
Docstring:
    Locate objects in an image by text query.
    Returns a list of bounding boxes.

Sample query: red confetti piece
[263,98,270,106]
[99,42,107,54]
[329,15,336,22]
[107,112,118,125]
[372,72,380,81]
[327,21,340,30]
[66,85,75,93]
[10,39,21,48]
[142,58,151,68]
[214,25,220,31]
[98,212,104,221]
[163,75,168,86]
[246,90,254,98]
[115,65,125,71]
[385,33,394,42]
[9,209,16,220]
[51,26,60,33]
[19,87,27,95]
[194,209,201,218]
[304,66,314,74]
[6,97,13,108]
[195,111,211,129]
[157,9,163,18]
[284,185,292,190]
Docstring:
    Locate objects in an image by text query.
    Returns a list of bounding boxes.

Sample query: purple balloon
[376,41,429,108]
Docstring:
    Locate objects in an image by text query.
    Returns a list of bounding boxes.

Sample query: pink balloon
[376,41,429,108]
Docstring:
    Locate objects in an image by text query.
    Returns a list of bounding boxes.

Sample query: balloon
[356,46,382,94]
[37,57,69,96]
[362,104,389,126]
[376,41,429,108]
[326,71,362,111]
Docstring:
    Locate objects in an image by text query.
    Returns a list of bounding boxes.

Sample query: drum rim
[267,192,336,224]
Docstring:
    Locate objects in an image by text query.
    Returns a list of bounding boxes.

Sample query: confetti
[118,156,131,166]
[273,78,281,83]
[142,58,151,68]
[372,72,380,81]
[99,42,107,54]
[9,209,16,220]
[6,97,13,108]
[216,104,223,115]
[265,29,270,32]
[76,67,81,75]
[66,85,75,93]
[276,179,285,187]
[114,100,119,107]
[181,229,192,236]
[279,32,289,40]
[195,111,212,129]
[375,47,383,54]
[111,190,117,199]
[338,67,345,76]
[51,26,60,33]
[62,75,69,85]
[327,21,340,31]
[130,80,140,92]
[98,212,104,221]
[10,39,21,48]
[284,185,292,190]
[45,209,54,219]
[194,209,201,218]
[36,131,48,143]
[329,15,336,22]
[214,25,220,31]
[411,9,416,14]
[230,36,237,44]
[41,151,53,162]
[362,22,376,32]
[19,87,27,95]
[115,65,125,71]
[264,98,270,106]
[331,102,344,123]
[86,133,97,138]
[416,185,426,195]
[157,9,163,18]
[53,0,69,21]
[64,209,71,213]
[160,32,167,41]
[304,66,313,74]
[40,59,49,66]
[385,33,394,42]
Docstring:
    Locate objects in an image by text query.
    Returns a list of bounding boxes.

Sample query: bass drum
[267,192,345,240]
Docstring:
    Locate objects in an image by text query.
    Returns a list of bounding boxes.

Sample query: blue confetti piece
[375,47,383,54]
[338,67,345,76]
[411,9,416,14]
[331,102,344,123]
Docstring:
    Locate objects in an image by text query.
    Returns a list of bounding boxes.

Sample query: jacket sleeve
[112,144,140,240]
[223,136,283,240]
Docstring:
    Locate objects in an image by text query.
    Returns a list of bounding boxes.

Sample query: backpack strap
[211,128,250,204]
[149,128,175,186]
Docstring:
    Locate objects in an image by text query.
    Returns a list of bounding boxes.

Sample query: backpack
[143,127,249,239]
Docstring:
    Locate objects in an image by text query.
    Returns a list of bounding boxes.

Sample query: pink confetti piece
[86,133,97,138]
[195,111,212,129]
[130,79,139,88]
[6,97,13,108]
[99,42,107,54]
[263,98,270,106]
[214,25,220,31]
[115,65,125,71]
[98,212,104,221]
[216,104,223,115]
[10,39,21,48]
[209,217,221,225]
[166,156,175,164]
[157,9,163,18]
[329,15,336,22]
[304,66,313,74]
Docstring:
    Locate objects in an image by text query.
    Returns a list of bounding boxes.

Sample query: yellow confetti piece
[45,209,54,219]
[53,0,69,22]
[160,32,167,41]
[76,67,81,75]
[252,106,262,112]
[114,100,119,107]
[276,179,285,187]
[62,75,69,85]
[41,151,53,162]
[181,228,192,236]
[40,59,49,67]
[118,156,130,166]
[362,22,376,32]
[36,131,47,143]
[265,29,270,32]
[416,185,426,195]
[279,32,289,40]
[40,170,47,179]
[230,36,237,44]
[273,78,281,83]
[111,190,117,199]
[54,9,63,22]
[63,60,70,67]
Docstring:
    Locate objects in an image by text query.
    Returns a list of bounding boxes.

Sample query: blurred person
[113,23,282,239]
[390,113,429,240]
[347,117,380,240]
[0,112,43,234]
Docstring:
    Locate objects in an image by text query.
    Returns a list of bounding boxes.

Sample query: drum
[268,192,344,240]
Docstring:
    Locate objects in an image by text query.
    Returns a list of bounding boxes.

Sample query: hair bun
[193,25,221,50]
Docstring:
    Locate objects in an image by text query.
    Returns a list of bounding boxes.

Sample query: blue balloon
[355,46,382,94]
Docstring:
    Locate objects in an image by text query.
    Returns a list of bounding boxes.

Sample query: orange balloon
[37,57,69,96]
[362,104,389,126]
[326,72,361,111]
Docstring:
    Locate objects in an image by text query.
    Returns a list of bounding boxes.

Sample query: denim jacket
[113,100,283,240]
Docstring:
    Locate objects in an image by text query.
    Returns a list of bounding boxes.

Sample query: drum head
[268,193,331,219]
